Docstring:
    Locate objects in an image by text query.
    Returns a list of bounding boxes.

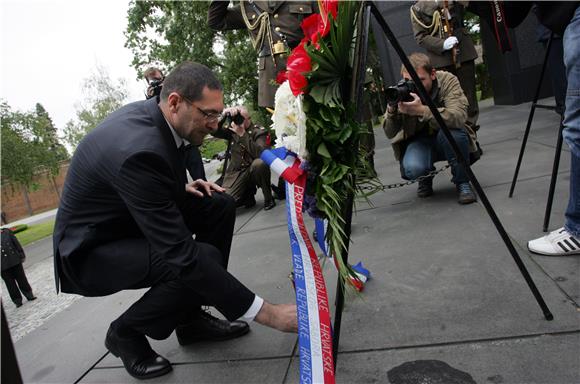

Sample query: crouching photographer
[214,106,276,211]
[383,52,477,204]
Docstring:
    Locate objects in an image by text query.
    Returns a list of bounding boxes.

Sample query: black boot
[417,177,433,198]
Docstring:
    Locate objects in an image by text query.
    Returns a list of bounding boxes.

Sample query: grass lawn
[15,220,55,247]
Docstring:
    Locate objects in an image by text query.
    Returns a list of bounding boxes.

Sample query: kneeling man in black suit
[53,62,297,380]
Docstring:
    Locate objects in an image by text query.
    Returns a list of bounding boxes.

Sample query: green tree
[63,66,128,149]
[124,1,265,124]
[1,101,68,186]
[34,103,69,162]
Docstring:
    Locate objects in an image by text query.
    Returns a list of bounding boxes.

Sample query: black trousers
[1,264,33,304]
[76,193,255,340]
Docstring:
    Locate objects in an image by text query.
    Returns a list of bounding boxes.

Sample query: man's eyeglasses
[181,95,222,122]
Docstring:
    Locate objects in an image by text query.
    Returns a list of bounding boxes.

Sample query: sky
[1,0,145,131]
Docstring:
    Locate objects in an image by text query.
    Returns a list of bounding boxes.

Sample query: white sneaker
[528,227,580,256]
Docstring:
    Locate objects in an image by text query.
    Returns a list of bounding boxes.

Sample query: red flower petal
[275,70,288,85]
[301,14,320,42]
[323,0,338,20]
[287,41,312,95]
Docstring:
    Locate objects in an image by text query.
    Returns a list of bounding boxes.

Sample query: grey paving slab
[286,332,580,384]
[82,358,290,384]
[327,196,580,352]
[476,175,579,303]
[98,322,298,367]
[14,290,144,384]
[468,138,571,189]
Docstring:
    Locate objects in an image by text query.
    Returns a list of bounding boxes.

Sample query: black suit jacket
[54,98,208,295]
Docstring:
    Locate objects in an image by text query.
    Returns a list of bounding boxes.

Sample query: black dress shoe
[105,326,172,380]
[23,292,37,301]
[236,195,256,209]
[263,200,276,211]
[175,310,249,346]
[14,300,22,308]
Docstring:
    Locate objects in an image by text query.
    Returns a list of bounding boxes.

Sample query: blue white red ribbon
[262,148,335,384]
[260,147,303,183]
[314,218,371,291]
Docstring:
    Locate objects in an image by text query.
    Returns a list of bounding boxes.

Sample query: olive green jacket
[382,70,472,161]
[217,123,270,189]
[410,0,478,68]
[208,1,317,108]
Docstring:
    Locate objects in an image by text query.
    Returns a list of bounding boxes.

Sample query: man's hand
[254,301,297,333]
[185,179,225,198]
[398,93,426,117]
[222,106,246,137]
[229,122,245,137]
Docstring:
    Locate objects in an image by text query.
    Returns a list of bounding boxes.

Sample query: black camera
[385,79,418,106]
[146,79,163,99]
[224,111,245,126]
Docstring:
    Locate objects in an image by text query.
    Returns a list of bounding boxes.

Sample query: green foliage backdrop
[1,101,68,187]
[124,0,269,125]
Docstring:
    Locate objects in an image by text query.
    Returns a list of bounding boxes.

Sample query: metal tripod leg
[543,118,565,232]
[509,33,554,197]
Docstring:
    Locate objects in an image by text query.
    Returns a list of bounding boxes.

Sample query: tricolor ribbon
[314,218,371,291]
[262,148,335,384]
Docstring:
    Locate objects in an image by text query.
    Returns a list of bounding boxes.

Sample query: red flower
[301,13,330,45]
[286,41,312,95]
[275,70,288,85]
[322,0,338,20]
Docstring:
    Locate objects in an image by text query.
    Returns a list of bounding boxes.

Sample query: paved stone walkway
[2,255,82,342]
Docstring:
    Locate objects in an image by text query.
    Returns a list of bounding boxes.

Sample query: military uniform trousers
[225,159,273,204]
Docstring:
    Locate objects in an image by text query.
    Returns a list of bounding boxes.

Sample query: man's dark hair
[160,62,222,102]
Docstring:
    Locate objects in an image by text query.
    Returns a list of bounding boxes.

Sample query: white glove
[443,36,459,51]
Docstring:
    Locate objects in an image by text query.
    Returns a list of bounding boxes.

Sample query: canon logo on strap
[494,1,503,22]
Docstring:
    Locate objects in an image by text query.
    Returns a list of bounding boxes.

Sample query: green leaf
[317,142,331,158]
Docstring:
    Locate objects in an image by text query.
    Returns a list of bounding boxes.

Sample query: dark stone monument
[371,1,553,106]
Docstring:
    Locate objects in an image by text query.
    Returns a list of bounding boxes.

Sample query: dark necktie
[177,144,191,183]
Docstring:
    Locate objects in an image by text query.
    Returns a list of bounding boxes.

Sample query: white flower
[272,81,308,159]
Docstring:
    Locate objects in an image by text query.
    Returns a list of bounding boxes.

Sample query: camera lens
[385,86,402,105]
[232,113,245,125]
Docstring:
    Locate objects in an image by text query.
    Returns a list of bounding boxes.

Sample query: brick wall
[1,162,69,223]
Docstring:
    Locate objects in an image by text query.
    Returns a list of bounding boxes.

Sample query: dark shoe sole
[263,202,276,211]
[177,324,250,346]
[458,196,477,205]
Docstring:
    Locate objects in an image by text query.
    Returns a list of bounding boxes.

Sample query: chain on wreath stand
[359,163,451,192]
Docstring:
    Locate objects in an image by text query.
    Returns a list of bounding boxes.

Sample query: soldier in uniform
[216,106,276,210]
[410,0,480,131]
[208,1,318,108]
[1,227,36,308]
